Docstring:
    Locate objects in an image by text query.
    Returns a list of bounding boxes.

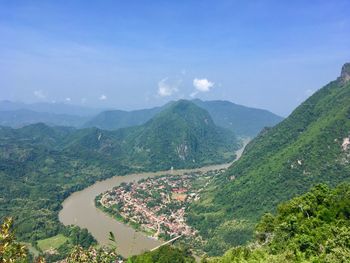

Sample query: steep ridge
[187,63,350,255]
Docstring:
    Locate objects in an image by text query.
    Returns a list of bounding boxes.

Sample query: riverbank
[94,195,156,236]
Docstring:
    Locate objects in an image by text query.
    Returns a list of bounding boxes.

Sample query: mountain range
[84,99,282,137]
[0,99,283,138]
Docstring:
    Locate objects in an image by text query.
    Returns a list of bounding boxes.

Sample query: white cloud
[193,78,214,92]
[99,94,107,100]
[33,90,46,99]
[157,78,179,97]
[65,97,71,102]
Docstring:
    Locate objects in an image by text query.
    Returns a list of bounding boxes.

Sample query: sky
[0,1,350,116]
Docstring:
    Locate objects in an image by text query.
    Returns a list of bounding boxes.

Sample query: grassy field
[37,234,69,252]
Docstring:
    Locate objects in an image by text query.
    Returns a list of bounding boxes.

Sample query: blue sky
[0,1,349,116]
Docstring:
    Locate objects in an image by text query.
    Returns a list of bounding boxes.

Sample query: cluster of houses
[100,173,205,239]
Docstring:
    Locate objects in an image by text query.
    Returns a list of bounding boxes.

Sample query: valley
[2,64,350,261]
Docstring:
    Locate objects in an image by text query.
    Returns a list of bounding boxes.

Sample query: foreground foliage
[65,245,195,263]
[203,183,350,262]
[0,218,194,263]
[127,246,195,263]
[0,217,28,263]
[65,246,119,263]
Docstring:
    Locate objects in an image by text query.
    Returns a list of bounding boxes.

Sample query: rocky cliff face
[340,63,350,83]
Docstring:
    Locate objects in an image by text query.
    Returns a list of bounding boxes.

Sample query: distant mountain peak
[340,62,350,83]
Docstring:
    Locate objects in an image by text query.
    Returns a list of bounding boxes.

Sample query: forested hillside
[0,123,128,260]
[187,63,350,255]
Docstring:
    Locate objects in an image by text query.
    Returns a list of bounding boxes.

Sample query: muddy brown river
[59,141,248,257]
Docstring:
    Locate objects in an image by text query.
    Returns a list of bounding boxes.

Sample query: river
[59,140,249,257]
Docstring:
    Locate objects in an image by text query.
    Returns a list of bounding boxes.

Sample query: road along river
[59,140,248,257]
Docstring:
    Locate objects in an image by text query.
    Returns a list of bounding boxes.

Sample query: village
[99,169,225,240]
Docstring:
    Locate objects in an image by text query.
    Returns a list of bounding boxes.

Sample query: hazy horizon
[0,97,286,118]
[1,1,350,116]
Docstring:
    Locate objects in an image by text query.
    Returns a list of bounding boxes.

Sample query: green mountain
[122,100,239,170]
[69,100,239,170]
[192,99,283,137]
[187,63,350,255]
